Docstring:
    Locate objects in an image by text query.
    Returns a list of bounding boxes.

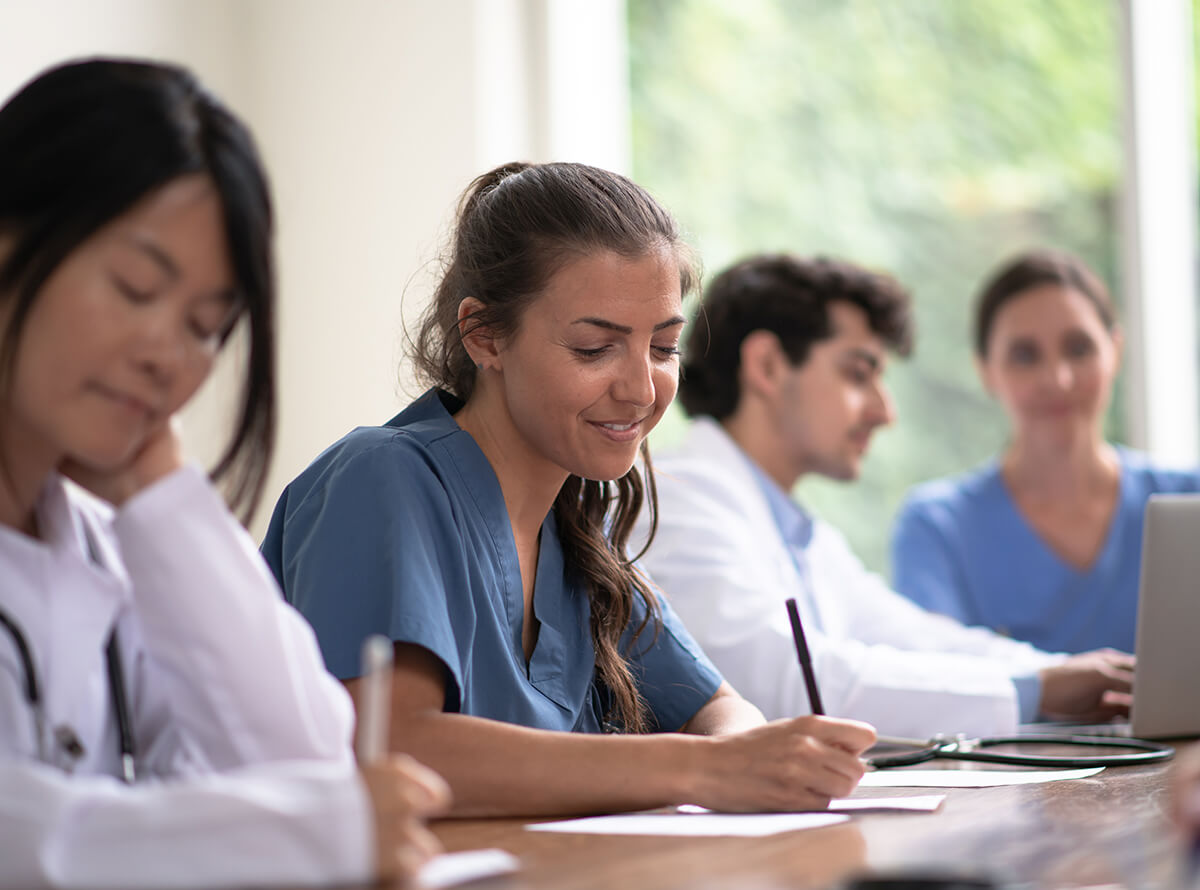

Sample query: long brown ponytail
[412,162,697,731]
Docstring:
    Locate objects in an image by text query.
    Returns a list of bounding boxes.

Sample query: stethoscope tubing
[0,609,39,704]
[0,604,135,780]
[868,733,1175,769]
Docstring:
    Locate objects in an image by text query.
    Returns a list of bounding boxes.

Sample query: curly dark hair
[679,254,913,420]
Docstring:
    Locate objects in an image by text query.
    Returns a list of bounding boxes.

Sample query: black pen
[785,597,825,716]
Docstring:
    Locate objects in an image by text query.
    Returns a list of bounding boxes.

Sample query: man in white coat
[637,254,1133,738]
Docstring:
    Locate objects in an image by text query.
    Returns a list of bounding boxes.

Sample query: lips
[1033,403,1076,418]
[587,417,646,443]
[91,382,158,420]
[848,425,875,447]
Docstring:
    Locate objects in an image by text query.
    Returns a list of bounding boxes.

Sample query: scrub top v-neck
[892,448,1200,653]
[262,389,722,733]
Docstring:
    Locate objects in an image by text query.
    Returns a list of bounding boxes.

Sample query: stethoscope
[868,732,1175,769]
[784,597,1176,771]
[0,521,137,782]
[0,607,135,782]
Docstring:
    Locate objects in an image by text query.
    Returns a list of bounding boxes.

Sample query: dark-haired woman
[892,248,1200,655]
[263,161,875,817]
[0,58,446,887]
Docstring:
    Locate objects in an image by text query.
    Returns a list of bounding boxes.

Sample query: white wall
[0,0,629,534]
[232,1,486,535]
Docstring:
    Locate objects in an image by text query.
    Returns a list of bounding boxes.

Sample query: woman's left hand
[61,416,186,506]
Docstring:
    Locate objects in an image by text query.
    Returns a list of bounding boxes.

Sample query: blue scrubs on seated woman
[261,389,723,733]
[891,448,1200,655]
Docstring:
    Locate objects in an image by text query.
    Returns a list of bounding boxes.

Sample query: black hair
[0,57,276,518]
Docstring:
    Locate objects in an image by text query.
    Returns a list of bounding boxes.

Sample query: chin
[570,454,641,484]
[826,460,861,482]
[68,439,143,472]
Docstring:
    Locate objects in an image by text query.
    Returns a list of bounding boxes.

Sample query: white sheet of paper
[829,795,945,812]
[676,796,945,815]
[858,766,1105,788]
[418,848,520,888]
[526,811,848,837]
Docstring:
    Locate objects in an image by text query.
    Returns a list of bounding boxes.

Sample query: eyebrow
[842,347,883,371]
[125,235,239,306]
[127,236,180,280]
[571,315,686,335]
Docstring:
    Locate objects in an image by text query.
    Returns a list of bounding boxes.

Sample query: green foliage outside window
[629,0,1122,574]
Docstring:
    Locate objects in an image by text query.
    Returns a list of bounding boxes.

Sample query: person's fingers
[819,746,868,785]
[383,821,442,886]
[1096,656,1134,690]
[405,819,443,861]
[1110,653,1135,671]
[805,716,877,754]
[1099,689,1133,710]
[395,761,452,815]
[391,844,431,887]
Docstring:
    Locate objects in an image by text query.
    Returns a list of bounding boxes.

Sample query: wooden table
[432,757,1184,889]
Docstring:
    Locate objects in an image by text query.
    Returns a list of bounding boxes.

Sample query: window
[631,0,1124,572]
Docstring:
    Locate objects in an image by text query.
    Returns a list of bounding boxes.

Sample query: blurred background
[1,0,1196,577]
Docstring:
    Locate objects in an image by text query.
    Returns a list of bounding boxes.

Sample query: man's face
[771,301,895,481]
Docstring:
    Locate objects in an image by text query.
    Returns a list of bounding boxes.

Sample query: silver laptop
[1029,493,1200,740]
[1123,492,1200,738]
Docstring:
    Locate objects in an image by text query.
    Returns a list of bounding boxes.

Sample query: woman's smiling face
[491,246,684,482]
[979,283,1121,450]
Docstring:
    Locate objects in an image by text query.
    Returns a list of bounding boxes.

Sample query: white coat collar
[0,477,130,694]
[670,416,781,529]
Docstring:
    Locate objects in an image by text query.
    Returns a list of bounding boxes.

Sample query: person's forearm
[681,683,766,735]
[392,711,711,817]
[117,466,355,764]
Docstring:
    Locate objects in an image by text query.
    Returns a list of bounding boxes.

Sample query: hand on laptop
[1037,649,1134,722]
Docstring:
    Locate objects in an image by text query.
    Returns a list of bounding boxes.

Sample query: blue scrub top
[890,448,1200,654]
[261,389,722,733]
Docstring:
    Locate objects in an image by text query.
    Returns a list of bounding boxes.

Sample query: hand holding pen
[683,602,875,812]
[354,634,451,882]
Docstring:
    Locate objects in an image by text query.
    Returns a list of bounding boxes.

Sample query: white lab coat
[0,467,373,888]
[636,419,1063,738]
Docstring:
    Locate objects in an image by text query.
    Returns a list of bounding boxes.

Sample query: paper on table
[677,796,945,815]
[828,795,945,812]
[859,766,1105,788]
[526,811,847,837]
[418,849,520,888]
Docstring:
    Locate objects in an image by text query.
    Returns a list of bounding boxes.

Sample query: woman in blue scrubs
[892,249,1200,654]
[263,161,876,816]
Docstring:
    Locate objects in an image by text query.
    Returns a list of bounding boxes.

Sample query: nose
[612,349,656,409]
[1046,357,1073,392]
[869,381,896,427]
[134,306,189,387]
